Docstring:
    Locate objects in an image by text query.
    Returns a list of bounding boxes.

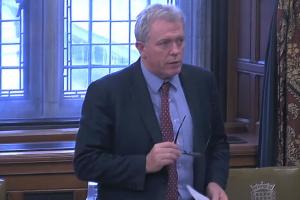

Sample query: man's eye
[159,40,171,47]
[176,39,184,45]
[157,39,184,49]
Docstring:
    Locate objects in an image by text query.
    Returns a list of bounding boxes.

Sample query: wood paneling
[0,133,257,200]
[227,0,275,135]
[237,72,251,119]
[238,0,251,60]
[0,137,84,200]
[0,146,87,200]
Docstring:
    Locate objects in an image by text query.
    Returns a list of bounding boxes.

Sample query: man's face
[136,19,185,79]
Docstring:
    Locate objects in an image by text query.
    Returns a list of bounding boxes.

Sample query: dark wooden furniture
[0,147,86,200]
[227,0,275,137]
[0,178,5,200]
[0,129,85,200]
[0,128,256,200]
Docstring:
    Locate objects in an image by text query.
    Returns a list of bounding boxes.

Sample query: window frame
[0,0,198,124]
[0,0,43,121]
[0,0,83,121]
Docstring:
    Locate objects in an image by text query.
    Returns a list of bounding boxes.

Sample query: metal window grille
[0,0,24,98]
[63,0,174,98]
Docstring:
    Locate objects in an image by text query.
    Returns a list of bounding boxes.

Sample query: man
[74,4,229,200]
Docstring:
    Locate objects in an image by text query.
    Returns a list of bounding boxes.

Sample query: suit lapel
[179,67,209,153]
[129,61,162,144]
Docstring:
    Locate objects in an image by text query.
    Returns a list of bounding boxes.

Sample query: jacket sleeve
[205,73,230,189]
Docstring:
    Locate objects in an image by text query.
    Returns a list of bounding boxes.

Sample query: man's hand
[206,182,228,200]
[146,142,181,173]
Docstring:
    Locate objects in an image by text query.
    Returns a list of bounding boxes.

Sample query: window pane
[111,45,129,65]
[91,68,109,81]
[111,22,129,43]
[72,0,89,20]
[1,0,18,20]
[71,68,88,90]
[92,45,109,65]
[64,68,69,91]
[64,68,87,99]
[131,0,147,19]
[111,0,129,20]
[71,45,89,65]
[64,49,68,66]
[150,0,172,4]
[130,45,139,63]
[93,0,110,20]
[110,67,123,73]
[130,21,136,43]
[72,22,89,44]
[92,22,110,43]
[1,45,20,66]
[1,69,20,90]
[1,21,20,43]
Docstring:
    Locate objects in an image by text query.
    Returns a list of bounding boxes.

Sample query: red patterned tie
[160,82,178,200]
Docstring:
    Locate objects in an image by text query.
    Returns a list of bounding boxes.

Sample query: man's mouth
[168,61,181,64]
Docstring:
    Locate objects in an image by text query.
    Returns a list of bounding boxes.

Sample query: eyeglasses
[173,115,203,157]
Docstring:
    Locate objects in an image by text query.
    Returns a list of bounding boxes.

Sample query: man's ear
[135,42,144,54]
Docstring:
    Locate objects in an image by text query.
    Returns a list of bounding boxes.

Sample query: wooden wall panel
[227,0,275,135]
[0,147,87,200]
[235,61,264,133]
[238,0,251,59]
[237,72,251,119]
[0,139,256,200]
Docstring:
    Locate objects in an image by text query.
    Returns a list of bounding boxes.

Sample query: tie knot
[161,81,171,93]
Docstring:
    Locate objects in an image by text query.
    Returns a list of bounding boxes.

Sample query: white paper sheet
[186,185,209,200]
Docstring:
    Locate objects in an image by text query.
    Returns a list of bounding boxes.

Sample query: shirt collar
[140,61,180,93]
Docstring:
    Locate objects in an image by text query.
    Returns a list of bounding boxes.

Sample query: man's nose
[169,42,181,55]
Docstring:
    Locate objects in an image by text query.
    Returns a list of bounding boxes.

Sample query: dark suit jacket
[74,59,229,200]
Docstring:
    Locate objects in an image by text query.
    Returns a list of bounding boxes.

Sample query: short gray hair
[135,4,185,42]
